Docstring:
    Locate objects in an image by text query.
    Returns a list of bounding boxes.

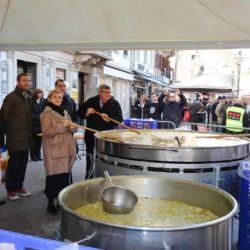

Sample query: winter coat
[31,97,46,134]
[0,111,5,148]
[40,106,76,176]
[1,86,32,151]
[61,94,77,122]
[158,92,187,127]
[77,95,123,139]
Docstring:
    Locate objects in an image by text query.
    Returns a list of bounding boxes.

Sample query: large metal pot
[94,129,249,197]
[59,175,237,250]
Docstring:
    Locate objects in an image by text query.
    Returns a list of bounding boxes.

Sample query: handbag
[183,111,191,122]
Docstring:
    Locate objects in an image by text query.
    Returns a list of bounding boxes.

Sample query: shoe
[47,199,59,215]
[7,191,19,201]
[16,188,31,197]
[31,157,39,161]
[38,158,43,161]
[0,200,6,205]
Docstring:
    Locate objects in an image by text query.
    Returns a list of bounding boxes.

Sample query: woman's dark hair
[32,88,43,99]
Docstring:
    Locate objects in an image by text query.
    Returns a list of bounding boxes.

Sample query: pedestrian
[225,102,249,134]
[158,89,187,128]
[1,73,32,200]
[147,93,161,120]
[133,94,151,118]
[215,96,226,133]
[55,79,77,122]
[30,88,46,161]
[0,111,6,205]
[40,89,77,215]
[77,84,123,179]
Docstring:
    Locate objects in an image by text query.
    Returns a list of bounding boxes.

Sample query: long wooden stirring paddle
[93,110,140,134]
[70,122,124,143]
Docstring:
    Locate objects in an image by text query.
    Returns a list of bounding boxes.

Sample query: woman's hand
[64,120,71,127]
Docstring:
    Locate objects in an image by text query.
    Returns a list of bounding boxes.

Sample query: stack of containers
[123,118,158,129]
[238,161,250,250]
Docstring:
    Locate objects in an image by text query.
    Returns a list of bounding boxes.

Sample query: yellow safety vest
[226,106,244,132]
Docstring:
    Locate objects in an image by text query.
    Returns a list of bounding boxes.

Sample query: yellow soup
[75,198,218,227]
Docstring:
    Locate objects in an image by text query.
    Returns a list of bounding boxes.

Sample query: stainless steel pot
[95,129,249,162]
[94,129,249,197]
[59,175,237,250]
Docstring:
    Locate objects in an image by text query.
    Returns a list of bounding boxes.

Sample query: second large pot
[59,175,237,250]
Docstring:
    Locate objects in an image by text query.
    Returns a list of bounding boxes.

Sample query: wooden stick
[71,123,124,143]
[197,134,250,139]
[93,110,140,134]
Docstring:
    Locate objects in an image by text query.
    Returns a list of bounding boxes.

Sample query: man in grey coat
[1,73,32,200]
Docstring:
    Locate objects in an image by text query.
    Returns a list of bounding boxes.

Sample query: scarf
[47,102,65,117]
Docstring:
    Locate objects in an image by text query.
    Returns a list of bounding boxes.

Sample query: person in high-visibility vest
[226,103,249,133]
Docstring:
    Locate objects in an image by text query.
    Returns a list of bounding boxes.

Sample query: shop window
[17,60,37,90]
[56,68,66,80]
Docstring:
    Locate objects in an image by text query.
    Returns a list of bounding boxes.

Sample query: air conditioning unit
[137,63,145,71]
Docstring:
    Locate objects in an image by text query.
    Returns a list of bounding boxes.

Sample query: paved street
[0,153,240,249]
[0,155,86,240]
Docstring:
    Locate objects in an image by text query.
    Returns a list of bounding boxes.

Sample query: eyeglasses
[101,91,111,94]
[57,84,66,87]
[169,95,175,97]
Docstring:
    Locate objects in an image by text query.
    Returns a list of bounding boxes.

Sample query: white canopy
[173,74,232,93]
[1,0,250,50]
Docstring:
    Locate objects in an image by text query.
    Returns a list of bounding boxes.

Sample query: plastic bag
[0,152,8,183]
[238,161,250,181]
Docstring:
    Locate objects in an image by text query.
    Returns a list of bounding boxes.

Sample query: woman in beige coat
[40,90,76,215]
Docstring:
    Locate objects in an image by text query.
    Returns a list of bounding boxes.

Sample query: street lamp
[234,51,244,98]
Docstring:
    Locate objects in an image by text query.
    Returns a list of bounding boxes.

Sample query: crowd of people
[1,73,249,215]
[131,91,250,133]
[0,73,122,215]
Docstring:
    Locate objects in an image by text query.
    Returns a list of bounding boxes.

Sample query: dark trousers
[30,134,42,159]
[5,150,29,192]
[85,134,95,179]
[45,173,72,199]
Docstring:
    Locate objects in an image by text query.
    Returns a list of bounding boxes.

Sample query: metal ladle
[101,171,138,214]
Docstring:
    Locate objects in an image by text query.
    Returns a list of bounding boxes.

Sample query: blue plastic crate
[239,228,250,250]
[123,118,158,129]
[239,207,250,222]
[239,178,250,209]
[0,229,100,250]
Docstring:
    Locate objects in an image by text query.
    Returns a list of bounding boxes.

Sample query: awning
[133,71,169,87]
[103,65,134,81]
[1,0,250,50]
[173,74,233,94]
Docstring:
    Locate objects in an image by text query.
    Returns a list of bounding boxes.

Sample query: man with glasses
[77,84,123,179]
[158,89,187,128]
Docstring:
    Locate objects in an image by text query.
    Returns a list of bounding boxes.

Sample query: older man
[77,84,123,179]
[1,73,32,200]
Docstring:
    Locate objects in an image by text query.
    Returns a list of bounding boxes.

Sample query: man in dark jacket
[1,73,32,200]
[158,89,187,128]
[55,79,77,122]
[77,84,123,179]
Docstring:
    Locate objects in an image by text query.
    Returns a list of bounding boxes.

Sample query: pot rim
[94,129,250,149]
[58,176,238,231]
